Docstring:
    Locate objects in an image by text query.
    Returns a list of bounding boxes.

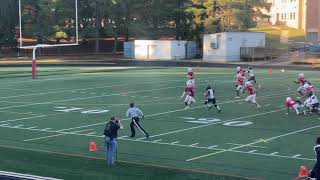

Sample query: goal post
[18,0,79,79]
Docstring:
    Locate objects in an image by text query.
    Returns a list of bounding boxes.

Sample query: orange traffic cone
[268,68,273,75]
[298,165,308,177]
[89,142,97,152]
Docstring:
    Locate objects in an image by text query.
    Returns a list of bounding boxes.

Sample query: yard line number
[54,107,110,114]
[181,117,253,127]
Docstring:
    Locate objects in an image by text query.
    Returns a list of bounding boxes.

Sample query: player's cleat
[208,106,213,110]
[146,133,149,139]
[130,135,135,138]
[235,96,240,99]
[218,109,221,113]
[303,110,307,115]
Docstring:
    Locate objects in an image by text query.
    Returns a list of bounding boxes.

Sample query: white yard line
[185,124,320,161]
[53,90,293,134]
[139,108,286,140]
[23,129,93,142]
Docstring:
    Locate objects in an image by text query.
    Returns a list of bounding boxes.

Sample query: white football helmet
[298,73,304,78]
[303,83,310,89]
[286,97,291,101]
[236,67,241,72]
[245,81,251,87]
[188,68,192,72]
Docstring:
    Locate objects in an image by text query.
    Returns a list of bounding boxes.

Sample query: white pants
[245,94,256,103]
[237,85,244,91]
[185,95,195,104]
[292,104,300,115]
[297,86,305,93]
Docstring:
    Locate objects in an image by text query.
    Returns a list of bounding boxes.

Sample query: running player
[285,97,302,115]
[303,92,320,116]
[187,68,195,87]
[244,81,261,109]
[181,81,195,109]
[235,69,246,98]
[247,67,257,84]
[204,85,221,113]
[293,73,307,95]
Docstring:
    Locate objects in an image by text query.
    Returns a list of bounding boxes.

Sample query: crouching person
[103,116,122,166]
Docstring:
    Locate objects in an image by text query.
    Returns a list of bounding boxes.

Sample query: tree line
[0,0,271,52]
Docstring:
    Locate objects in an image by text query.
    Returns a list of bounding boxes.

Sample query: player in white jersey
[303,92,320,116]
[204,85,221,113]
[247,67,256,84]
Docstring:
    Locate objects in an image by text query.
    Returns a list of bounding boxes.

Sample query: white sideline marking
[142,108,286,140]
[87,132,96,135]
[0,170,62,180]
[116,137,316,162]
[13,125,23,128]
[0,124,9,126]
[171,141,180,144]
[0,115,47,123]
[248,150,258,153]
[118,136,128,139]
[186,124,320,161]
[292,154,301,158]
[27,127,37,129]
[23,129,93,142]
[270,152,279,155]
[180,117,196,120]
[1,122,315,162]
[42,128,51,131]
[23,134,66,142]
[226,143,267,149]
[190,143,199,146]
[153,139,162,142]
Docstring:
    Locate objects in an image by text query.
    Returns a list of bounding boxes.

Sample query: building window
[290,13,292,20]
[293,12,296,20]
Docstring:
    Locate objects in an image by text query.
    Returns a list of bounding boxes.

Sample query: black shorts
[207,98,216,104]
[313,103,319,109]
[249,76,256,82]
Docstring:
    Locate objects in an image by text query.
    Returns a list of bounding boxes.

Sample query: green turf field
[0,66,319,180]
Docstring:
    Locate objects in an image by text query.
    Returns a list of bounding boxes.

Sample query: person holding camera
[103,116,122,166]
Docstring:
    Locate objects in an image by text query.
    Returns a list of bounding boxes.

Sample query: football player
[285,97,302,115]
[187,68,195,87]
[303,92,320,116]
[181,80,195,109]
[293,73,307,95]
[204,85,221,113]
[235,69,246,98]
[244,81,261,109]
[247,67,257,84]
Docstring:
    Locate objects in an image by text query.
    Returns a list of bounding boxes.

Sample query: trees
[0,0,19,49]
[0,0,271,52]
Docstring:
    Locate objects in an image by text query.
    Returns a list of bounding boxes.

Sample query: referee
[126,102,149,138]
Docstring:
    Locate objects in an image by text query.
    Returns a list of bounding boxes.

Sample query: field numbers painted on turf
[54,107,110,114]
[181,117,253,127]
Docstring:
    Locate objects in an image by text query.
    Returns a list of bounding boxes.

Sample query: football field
[0,66,319,180]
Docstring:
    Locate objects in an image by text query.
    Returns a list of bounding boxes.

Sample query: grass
[0,66,319,180]
[250,25,306,48]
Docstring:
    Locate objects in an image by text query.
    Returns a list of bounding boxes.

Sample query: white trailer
[203,32,266,62]
[124,40,197,60]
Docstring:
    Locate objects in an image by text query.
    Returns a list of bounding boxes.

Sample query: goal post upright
[18,0,79,80]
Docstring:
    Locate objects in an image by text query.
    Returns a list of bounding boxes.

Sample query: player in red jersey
[285,97,302,115]
[181,80,195,109]
[244,81,261,109]
[235,71,246,98]
[187,68,195,87]
[293,73,307,95]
